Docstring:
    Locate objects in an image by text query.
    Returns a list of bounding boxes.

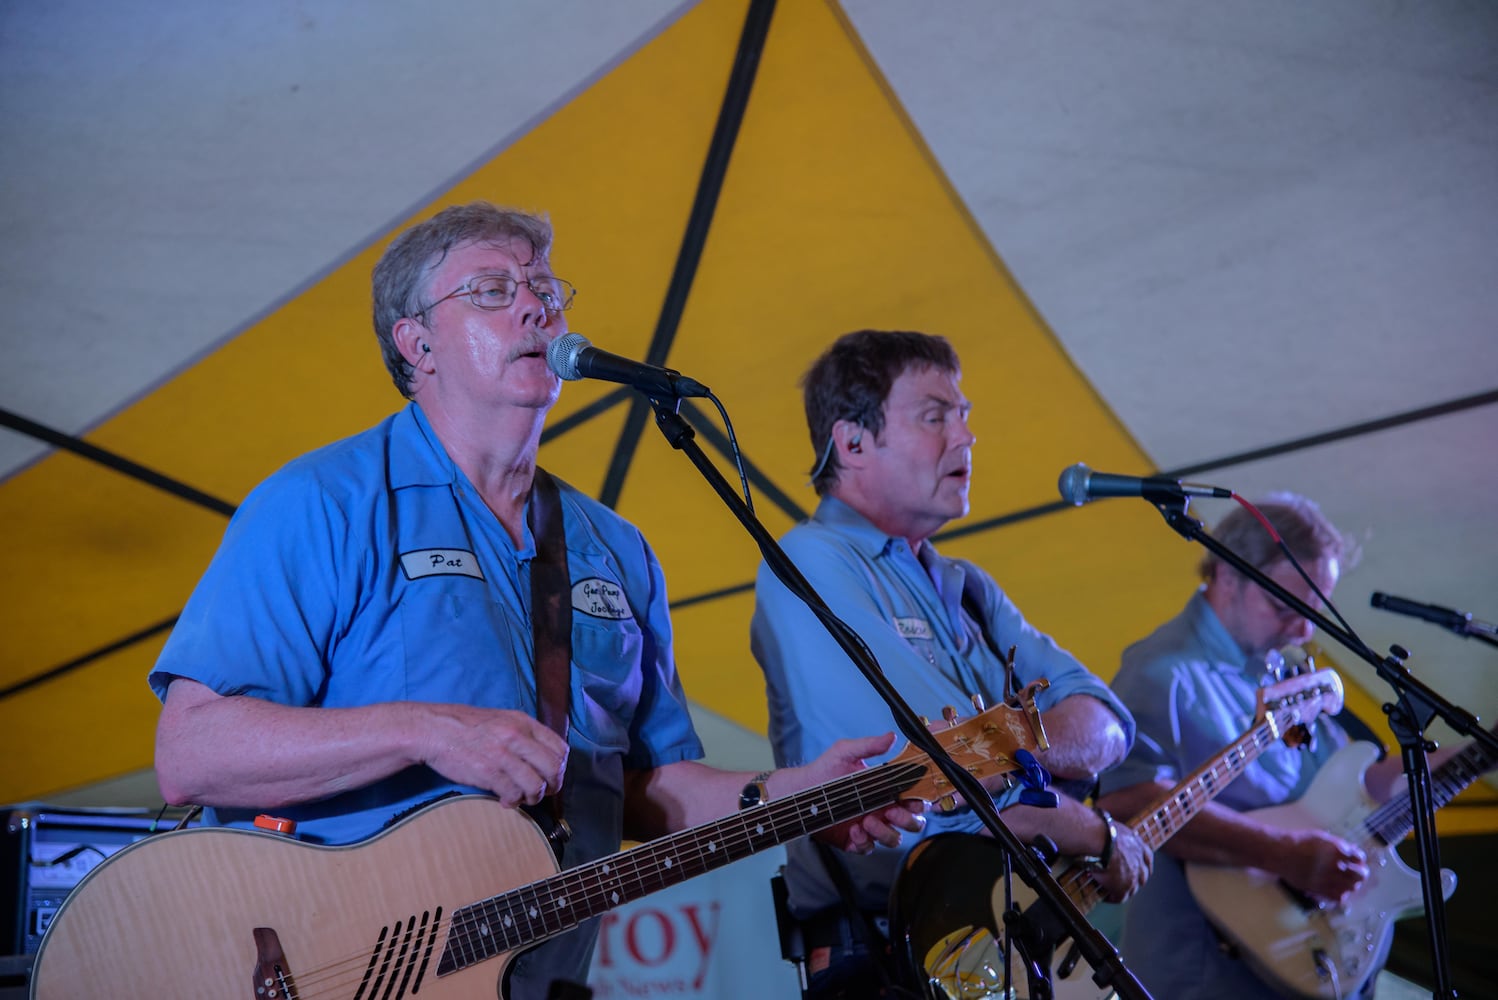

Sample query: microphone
[1371,592,1492,637]
[546,333,711,399]
[1057,463,1232,507]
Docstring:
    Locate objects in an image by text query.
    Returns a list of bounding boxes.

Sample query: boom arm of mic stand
[647,400,1150,1000]
[1460,620,1498,648]
[1152,500,1496,1000]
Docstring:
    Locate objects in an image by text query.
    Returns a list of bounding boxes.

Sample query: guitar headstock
[890,680,1051,809]
[1256,667,1345,748]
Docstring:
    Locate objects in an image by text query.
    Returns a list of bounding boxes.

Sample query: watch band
[738,770,773,811]
[1079,807,1118,871]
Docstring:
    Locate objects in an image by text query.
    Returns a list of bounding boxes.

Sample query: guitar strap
[961,573,1095,803]
[959,573,1023,706]
[527,467,571,836]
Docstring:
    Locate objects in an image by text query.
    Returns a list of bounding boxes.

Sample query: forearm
[998,795,1111,858]
[1033,694,1128,779]
[622,734,916,846]
[1363,743,1464,804]
[622,760,770,839]
[155,679,430,808]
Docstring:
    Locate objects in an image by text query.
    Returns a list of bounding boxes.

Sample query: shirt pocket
[569,615,645,752]
[396,585,525,707]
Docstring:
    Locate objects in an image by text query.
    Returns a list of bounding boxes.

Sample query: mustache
[509,334,552,361]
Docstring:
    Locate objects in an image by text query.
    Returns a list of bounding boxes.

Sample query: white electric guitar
[1186,720,1498,999]
[890,667,1345,1000]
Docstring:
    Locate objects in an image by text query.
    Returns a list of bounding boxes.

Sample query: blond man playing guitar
[1097,494,1461,999]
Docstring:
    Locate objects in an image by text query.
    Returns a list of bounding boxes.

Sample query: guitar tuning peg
[918,715,930,727]
[937,794,957,813]
[941,706,959,725]
[970,693,986,712]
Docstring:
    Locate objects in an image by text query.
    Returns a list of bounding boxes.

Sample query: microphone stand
[647,397,1150,1000]
[1152,499,1498,1000]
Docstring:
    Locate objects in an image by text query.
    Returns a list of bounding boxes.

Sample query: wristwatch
[738,771,773,811]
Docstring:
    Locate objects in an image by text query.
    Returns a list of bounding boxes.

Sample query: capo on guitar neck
[1012,749,1058,809]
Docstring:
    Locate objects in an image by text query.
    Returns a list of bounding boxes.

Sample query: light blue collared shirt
[151,402,703,998]
[752,496,1134,915]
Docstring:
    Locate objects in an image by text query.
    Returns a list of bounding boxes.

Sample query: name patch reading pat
[400,549,485,580]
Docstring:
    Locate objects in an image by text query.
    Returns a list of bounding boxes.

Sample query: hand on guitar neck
[785,732,929,854]
[998,795,1155,903]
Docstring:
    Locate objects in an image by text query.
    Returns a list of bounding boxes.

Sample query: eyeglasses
[414,273,577,318]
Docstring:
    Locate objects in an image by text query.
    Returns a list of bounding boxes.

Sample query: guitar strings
[262,761,938,997]
[445,762,933,964]
[1362,741,1481,846]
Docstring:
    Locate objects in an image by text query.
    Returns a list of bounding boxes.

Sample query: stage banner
[588,845,800,998]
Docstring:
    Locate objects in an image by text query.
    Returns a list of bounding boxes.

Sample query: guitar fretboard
[1057,685,1335,913]
[1364,724,1498,847]
[436,760,928,975]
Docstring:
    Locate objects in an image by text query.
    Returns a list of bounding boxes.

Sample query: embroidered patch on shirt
[573,577,632,620]
[893,616,933,640]
[399,549,485,580]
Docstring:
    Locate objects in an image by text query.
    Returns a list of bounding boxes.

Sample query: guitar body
[888,837,1115,1000]
[32,796,560,1000]
[996,881,1118,1000]
[1186,741,1457,999]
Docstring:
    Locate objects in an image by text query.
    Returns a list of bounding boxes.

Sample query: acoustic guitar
[31,689,1046,1000]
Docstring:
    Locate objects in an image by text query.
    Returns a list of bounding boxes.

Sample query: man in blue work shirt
[150,205,921,1000]
[1095,495,1450,999]
[752,329,1152,998]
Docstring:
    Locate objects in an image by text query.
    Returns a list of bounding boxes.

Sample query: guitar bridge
[252,927,297,999]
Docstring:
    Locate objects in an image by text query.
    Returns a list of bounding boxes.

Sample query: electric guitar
[890,668,1345,1000]
[30,690,1047,1000]
[1185,719,1498,999]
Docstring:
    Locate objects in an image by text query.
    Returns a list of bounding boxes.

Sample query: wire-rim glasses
[414,273,577,318]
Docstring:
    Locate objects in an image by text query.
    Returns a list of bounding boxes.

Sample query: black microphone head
[546,332,589,381]
[1058,463,1093,506]
[1370,591,1389,609]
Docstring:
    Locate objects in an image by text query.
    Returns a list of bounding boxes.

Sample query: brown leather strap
[527,467,571,827]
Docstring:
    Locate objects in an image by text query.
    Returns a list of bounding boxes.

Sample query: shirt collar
[1186,588,1270,679]
[812,495,929,560]
[389,402,460,489]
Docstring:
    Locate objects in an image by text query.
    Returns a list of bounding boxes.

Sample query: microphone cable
[1226,494,1364,650]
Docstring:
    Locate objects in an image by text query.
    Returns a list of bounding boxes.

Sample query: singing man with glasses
[149,203,922,1000]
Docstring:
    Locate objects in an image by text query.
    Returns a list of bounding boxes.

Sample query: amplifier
[2,807,195,958]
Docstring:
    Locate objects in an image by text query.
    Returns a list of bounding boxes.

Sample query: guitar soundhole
[352,907,442,999]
